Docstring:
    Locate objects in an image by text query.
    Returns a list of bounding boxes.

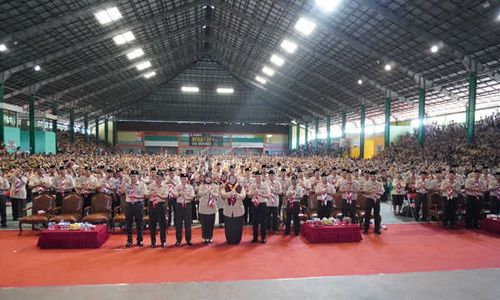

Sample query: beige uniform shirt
[220,184,246,217]
[267,179,282,207]
[197,183,219,215]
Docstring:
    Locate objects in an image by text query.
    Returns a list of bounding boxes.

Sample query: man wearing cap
[249,171,271,243]
[52,166,76,207]
[76,167,99,208]
[267,170,282,233]
[120,170,147,247]
[315,172,336,219]
[415,171,432,222]
[9,169,28,221]
[440,170,461,228]
[297,169,312,212]
[196,174,218,243]
[28,166,50,200]
[173,173,195,246]
[165,167,180,227]
[464,169,487,229]
[0,169,11,227]
[339,170,360,222]
[278,168,291,219]
[284,175,304,235]
[239,167,254,225]
[147,171,169,248]
[363,171,384,234]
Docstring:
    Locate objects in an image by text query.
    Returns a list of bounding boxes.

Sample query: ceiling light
[280,39,297,53]
[358,79,363,85]
[255,76,267,84]
[143,71,156,79]
[294,17,316,36]
[34,65,41,71]
[270,54,285,67]
[496,12,500,22]
[181,86,199,93]
[94,7,122,25]
[262,66,275,76]
[384,64,392,71]
[217,87,234,94]
[113,31,135,45]
[0,43,7,52]
[135,60,151,71]
[315,0,342,12]
[126,48,145,60]
[430,44,439,53]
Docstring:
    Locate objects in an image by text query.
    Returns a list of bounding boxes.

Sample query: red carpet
[1,224,500,287]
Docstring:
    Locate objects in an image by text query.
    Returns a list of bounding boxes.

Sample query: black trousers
[465,195,482,229]
[491,196,500,215]
[191,199,198,221]
[149,202,167,244]
[82,192,95,208]
[392,194,404,208]
[55,192,65,207]
[301,194,309,210]
[167,198,176,226]
[278,195,283,219]
[218,208,225,224]
[415,193,429,221]
[285,202,300,235]
[252,203,267,240]
[267,206,279,232]
[364,198,381,231]
[200,213,215,239]
[0,195,7,226]
[11,198,26,220]
[341,199,357,222]
[175,202,192,243]
[442,197,457,227]
[317,200,333,219]
[243,197,253,224]
[125,201,144,243]
[225,216,243,244]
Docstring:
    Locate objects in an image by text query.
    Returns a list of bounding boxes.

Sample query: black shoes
[251,238,258,243]
[374,230,382,235]
[161,242,166,248]
[175,242,181,246]
[261,239,266,244]
[187,242,193,246]
[151,243,156,248]
[125,241,132,247]
[137,241,144,247]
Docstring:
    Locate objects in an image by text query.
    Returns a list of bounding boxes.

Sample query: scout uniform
[173,173,195,246]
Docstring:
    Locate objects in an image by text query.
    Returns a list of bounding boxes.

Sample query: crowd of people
[0,113,498,248]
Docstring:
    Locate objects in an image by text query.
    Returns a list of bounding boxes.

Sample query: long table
[301,223,362,243]
[37,224,109,249]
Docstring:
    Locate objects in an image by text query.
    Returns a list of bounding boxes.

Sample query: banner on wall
[189,134,223,146]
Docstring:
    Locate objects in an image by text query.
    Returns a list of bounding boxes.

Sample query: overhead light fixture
[262,66,275,76]
[181,86,199,93]
[217,87,234,94]
[135,60,151,71]
[143,71,156,79]
[34,65,41,71]
[384,64,392,71]
[294,17,316,36]
[0,43,7,52]
[280,39,297,53]
[358,79,363,85]
[94,7,122,25]
[497,11,500,22]
[255,76,267,84]
[270,54,285,67]
[126,48,145,60]
[430,44,439,53]
[315,0,342,12]
[113,31,135,45]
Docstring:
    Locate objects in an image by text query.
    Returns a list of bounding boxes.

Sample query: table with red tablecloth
[301,223,362,243]
[482,218,500,235]
[37,224,109,249]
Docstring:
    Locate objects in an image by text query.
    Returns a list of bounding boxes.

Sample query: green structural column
[112,121,117,146]
[52,103,57,153]
[359,104,365,159]
[467,71,477,144]
[288,123,293,151]
[304,123,309,151]
[326,116,331,150]
[104,119,109,145]
[0,82,4,144]
[29,95,35,154]
[418,87,426,147]
[95,117,99,144]
[384,94,391,147]
[69,108,75,144]
[296,123,300,150]
[84,113,89,143]
[341,111,346,138]
[314,119,319,150]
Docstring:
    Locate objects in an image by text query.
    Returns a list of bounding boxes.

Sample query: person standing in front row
[440,170,461,229]
[120,170,147,247]
[197,174,218,243]
[267,170,282,234]
[464,169,487,229]
[284,175,304,236]
[249,171,271,243]
[363,171,383,234]
[0,170,10,227]
[173,173,195,246]
[220,174,246,244]
[9,169,28,221]
[339,171,359,222]
[315,172,336,219]
[148,171,169,248]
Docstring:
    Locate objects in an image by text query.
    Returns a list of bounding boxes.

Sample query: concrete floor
[1,269,499,300]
